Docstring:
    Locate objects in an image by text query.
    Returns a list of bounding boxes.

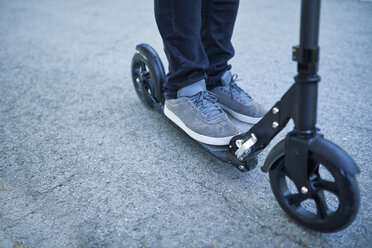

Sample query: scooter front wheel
[268,140,360,233]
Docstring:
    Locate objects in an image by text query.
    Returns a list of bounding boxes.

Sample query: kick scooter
[130,0,360,233]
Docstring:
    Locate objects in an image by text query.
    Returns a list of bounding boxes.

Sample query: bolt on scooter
[130,0,360,233]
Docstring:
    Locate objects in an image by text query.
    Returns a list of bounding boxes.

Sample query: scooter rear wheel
[268,141,360,233]
[131,52,156,108]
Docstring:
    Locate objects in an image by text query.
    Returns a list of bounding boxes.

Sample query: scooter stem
[229,0,323,159]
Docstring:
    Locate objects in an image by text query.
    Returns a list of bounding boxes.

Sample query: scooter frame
[131,0,360,233]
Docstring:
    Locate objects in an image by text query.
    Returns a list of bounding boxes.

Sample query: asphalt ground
[0,0,371,247]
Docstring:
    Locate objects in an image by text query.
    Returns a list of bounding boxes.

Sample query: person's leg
[154,0,239,145]
[201,0,239,90]
[201,0,267,124]
[154,0,208,99]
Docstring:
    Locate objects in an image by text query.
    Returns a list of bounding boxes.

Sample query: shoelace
[228,74,252,104]
[190,91,223,120]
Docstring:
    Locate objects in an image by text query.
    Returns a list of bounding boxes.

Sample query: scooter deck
[153,102,257,172]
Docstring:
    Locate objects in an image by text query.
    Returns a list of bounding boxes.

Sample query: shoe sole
[217,103,262,124]
[164,105,234,146]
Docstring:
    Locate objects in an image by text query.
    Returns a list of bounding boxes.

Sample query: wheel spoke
[310,160,320,174]
[314,179,338,194]
[141,71,151,79]
[313,192,330,219]
[139,62,146,71]
[285,192,310,206]
[133,68,141,78]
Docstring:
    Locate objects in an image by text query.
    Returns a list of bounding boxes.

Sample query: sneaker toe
[248,101,267,118]
[191,116,239,138]
[229,100,267,118]
[216,118,240,137]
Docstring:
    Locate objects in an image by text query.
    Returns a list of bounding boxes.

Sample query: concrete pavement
[1,0,371,247]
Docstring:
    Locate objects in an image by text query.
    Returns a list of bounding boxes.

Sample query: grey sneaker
[210,71,267,124]
[164,79,239,146]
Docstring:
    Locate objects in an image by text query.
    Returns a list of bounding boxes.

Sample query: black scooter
[130,0,360,233]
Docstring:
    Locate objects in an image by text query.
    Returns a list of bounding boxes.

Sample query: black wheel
[131,52,156,108]
[268,140,360,233]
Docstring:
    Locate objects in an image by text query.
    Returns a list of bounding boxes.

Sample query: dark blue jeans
[154,0,239,99]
